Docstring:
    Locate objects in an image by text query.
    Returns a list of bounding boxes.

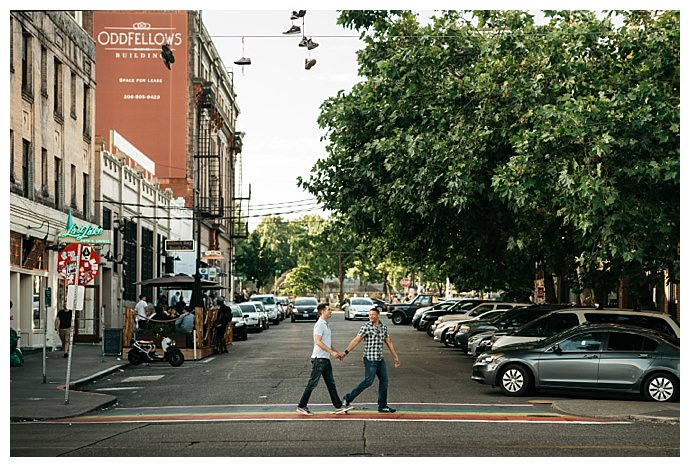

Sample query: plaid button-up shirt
[357,321,389,361]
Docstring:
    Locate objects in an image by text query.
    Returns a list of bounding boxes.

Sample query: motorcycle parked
[128,335,184,367]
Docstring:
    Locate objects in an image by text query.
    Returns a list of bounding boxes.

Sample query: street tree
[299,10,679,304]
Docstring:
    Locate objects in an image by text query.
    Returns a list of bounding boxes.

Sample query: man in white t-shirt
[134,295,149,330]
[296,303,352,416]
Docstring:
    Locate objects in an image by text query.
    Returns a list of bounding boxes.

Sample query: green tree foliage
[298,10,679,300]
[282,265,324,296]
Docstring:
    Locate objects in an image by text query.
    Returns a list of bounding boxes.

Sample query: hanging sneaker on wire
[306,38,319,50]
[283,25,301,35]
[298,36,309,47]
[234,56,251,65]
[290,11,298,20]
[305,58,316,70]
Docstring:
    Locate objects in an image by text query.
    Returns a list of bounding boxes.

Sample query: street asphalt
[9,342,680,423]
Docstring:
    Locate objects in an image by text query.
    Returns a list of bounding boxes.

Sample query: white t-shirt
[311,318,331,359]
[135,300,148,321]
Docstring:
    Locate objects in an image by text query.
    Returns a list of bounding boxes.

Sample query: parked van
[491,308,680,350]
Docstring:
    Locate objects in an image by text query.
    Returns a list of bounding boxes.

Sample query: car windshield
[252,296,275,305]
[351,298,373,305]
[232,310,243,317]
[295,299,317,306]
[239,304,255,313]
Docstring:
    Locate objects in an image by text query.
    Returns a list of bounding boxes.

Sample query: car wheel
[442,330,453,347]
[392,312,405,325]
[498,364,532,397]
[643,372,679,402]
[426,325,435,337]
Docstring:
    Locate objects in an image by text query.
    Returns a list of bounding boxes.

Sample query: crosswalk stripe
[42,403,627,425]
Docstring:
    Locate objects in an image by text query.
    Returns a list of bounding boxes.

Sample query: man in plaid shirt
[341,307,401,413]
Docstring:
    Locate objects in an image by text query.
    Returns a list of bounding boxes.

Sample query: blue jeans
[298,358,342,408]
[344,357,388,409]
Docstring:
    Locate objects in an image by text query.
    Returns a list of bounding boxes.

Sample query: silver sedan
[472,323,680,402]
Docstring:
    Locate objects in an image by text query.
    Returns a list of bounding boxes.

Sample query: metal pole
[190,94,203,310]
[100,304,105,362]
[41,277,47,384]
[65,243,82,404]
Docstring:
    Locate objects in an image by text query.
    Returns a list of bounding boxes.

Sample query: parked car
[238,302,267,332]
[252,301,271,329]
[250,294,281,325]
[452,304,563,352]
[490,308,681,351]
[371,298,388,312]
[441,309,512,348]
[386,294,439,325]
[343,297,376,320]
[292,297,319,322]
[419,299,494,334]
[229,305,248,341]
[276,296,293,319]
[472,323,680,402]
[432,302,520,342]
[412,299,461,329]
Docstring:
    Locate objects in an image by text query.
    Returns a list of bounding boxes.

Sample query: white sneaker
[335,405,353,414]
[296,406,313,416]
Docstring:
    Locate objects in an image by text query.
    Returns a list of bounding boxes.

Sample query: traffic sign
[400,278,411,288]
[57,243,100,285]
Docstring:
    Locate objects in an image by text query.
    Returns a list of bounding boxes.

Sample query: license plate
[303,313,309,317]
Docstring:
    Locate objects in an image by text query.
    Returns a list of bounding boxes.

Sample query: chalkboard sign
[103,328,123,356]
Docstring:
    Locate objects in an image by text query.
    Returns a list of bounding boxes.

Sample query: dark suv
[452,304,573,353]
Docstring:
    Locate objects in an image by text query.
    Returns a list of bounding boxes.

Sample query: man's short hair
[317,303,329,314]
[370,307,380,313]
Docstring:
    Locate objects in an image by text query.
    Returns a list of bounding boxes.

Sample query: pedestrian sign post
[58,243,101,404]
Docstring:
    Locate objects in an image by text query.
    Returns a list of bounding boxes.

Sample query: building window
[70,164,76,208]
[53,58,62,120]
[21,30,32,96]
[22,139,31,197]
[10,232,22,266]
[10,130,15,183]
[123,220,138,301]
[70,71,76,118]
[102,207,112,230]
[141,227,154,301]
[10,16,14,73]
[83,84,91,137]
[40,147,47,193]
[40,46,47,96]
[54,156,62,209]
[82,173,90,217]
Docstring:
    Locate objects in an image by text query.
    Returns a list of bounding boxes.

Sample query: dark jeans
[298,358,342,408]
[344,357,388,409]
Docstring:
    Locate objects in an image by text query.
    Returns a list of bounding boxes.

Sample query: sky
[200,10,366,231]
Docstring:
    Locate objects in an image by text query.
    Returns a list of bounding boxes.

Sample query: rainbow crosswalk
[46,402,625,424]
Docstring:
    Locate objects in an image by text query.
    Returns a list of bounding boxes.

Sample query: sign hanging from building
[202,250,224,260]
[59,224,111,244]
[165,240,195,251]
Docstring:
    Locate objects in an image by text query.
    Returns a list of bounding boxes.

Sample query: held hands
[393,358,401,368]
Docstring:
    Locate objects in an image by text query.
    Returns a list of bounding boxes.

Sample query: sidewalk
[10,343,680,423]
[10,343,128,421]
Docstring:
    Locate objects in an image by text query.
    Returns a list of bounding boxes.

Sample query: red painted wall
[93,11,188,179]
